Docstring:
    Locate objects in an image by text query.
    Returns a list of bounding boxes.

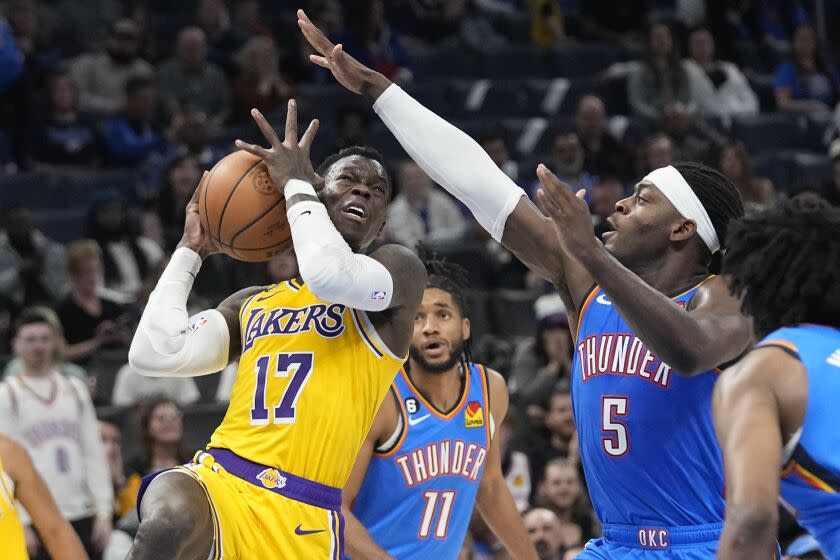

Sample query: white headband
[643,165,720,253]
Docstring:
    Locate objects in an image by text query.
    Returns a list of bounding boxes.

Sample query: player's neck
[408,361,464,412]
[630,253,708,296]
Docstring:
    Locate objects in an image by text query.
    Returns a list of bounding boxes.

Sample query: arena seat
[732,114,805,152]
[0,173,62,208]
[414,45,478,80]
[547,43,617,78]
[30,208,87,243]
[181,403,228,452]
[748,74,777,113]
[449,80,530,117]
[478,45,550,79]
[406,82,454,117]
[490,289,539,337]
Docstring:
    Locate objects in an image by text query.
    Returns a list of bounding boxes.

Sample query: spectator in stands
[112,360,200,407]
[509,294,572,404]
[172,112,227,171]
[196,0,249,75]
[0,205,67,307]
[718,142,775,211]
[7,0,60,83]
[340,0,413,84]
[639,132,676,175]
[230,37,291,125]
[334,107,371,152]
[57,240,130,366]
[231,0,274,39]
[157,27,231,131]
[628,22,694,120]
[85,191,164,302]
[0,12,27,170]
[396,0,468,47]
[537,459,594,546]
[589,176,626,236]
[523,507,566,560]
[127,395,189,476]
[29,68,104,170]
[387,160,468,249]
[144,154,202,252]
[70,19,154,118]
[480,131,521,184]
[774,24,840,115]
[529,0,566,47]
[52,0,121,55]
[579,0,647,47]
[823,139,840,206]
[685,27,759,118]
[660,103,726,165]
[539,132,596,199]
[575,95,632,182]
[98,419,140,522]
[0,308,113,559]
[102,76,171,168]
[499,407,532,513]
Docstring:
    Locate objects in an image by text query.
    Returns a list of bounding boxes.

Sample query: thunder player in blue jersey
[714,199,840,559]
[344,255,537,559]
[297,10,755,559]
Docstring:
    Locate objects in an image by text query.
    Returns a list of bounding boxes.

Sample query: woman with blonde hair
[230,36,292,124]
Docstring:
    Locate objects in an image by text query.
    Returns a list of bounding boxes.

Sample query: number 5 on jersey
[250,352,314,425]
[602,396,629,457]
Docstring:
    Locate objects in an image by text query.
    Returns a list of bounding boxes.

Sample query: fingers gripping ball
[198,150,293,262]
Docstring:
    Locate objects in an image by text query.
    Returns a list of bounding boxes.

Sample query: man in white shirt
[0,308,113,560]
[387,160,468,249]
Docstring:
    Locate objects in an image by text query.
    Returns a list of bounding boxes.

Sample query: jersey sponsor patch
[256,468,287,489]
[465,401,484,428]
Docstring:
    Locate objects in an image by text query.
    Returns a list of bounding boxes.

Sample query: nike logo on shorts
[295,524,325,536]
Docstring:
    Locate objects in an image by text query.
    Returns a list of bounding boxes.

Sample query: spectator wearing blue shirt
[774,23,840,114]
[29,68,103,170]
[103,76,169,167]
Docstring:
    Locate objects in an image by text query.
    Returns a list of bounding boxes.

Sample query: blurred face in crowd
[542,461,582,512]
[339,111,368,146]
[591,178,625,221]
[719,145,746,181]
[99,420,124,481]
[8,1,37,40]
[552,133,584,176]
[662,104,691,137]
[148,401,184,446]
[198,0,229,32]
[95,201,127,235]
[524,508,564,560]
[541,324,571,364]
[481,137,510,169]
[49,74,79,114]
[793,25,817,62]
[575,96,607,142]
[398,161,434,204]
[545,391,575,440]
[13,322,58,373]
[178,27,209,69]
[240,36,277,76]
[689,29,715,65]
[647,135,675,171]
[72,256,102,296]
[126,83,158,121]
[411,288,470,374]
[649,23,673,59]
[169,157,201,202]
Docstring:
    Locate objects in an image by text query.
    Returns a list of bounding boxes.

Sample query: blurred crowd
[0,0,838,559]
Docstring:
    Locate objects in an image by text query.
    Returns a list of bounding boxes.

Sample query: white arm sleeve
[286,180,394,311]
[373,85,526,242]
[128,248,230,377]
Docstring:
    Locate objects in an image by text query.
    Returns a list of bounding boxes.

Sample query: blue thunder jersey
[572,280,725,530]
[758,324,840,557]
[352,363,492,559]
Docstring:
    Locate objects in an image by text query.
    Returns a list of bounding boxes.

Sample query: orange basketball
[198,150,292,262]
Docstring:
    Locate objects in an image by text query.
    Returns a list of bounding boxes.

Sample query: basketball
[198,150,292,262]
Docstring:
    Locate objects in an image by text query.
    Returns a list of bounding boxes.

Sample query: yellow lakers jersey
[0,454,28,560]
[209,278,405,488]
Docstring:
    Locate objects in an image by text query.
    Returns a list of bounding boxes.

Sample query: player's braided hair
[723,197,840,335]
[672,162,744,255]
[416,244,473,363]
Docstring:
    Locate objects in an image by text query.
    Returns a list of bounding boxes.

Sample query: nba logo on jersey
[465,402,484,428]
[370,291,387,301]
[189,317,208,332]
[256,468,287,489]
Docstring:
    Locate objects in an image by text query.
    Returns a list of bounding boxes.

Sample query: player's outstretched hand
[178,171,222,260]
[235,100,322,195]
[297,9,391,100]
[535,164,600,263]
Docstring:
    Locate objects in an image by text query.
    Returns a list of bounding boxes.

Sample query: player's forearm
[341,506,395,560]
[40,522,89,560]
[578,247,732,374]
[718,506,778,560]
[476,476,538,560]
[372,85,526,243]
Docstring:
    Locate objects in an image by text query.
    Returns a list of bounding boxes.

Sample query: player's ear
[461,317,471,341]
[670,218,697,243]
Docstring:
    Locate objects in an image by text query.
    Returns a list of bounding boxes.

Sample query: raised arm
[537,173,752,374]
[128,178,263,377]
[475,370,539,560]
[714,348,795,560]
[341,390,402,560]
[295,9,593,311]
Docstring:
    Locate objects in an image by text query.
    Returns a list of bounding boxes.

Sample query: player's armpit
[714,350,786,560]
[216,285,270,360]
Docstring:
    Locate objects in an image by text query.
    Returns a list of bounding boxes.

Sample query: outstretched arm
[296,10,592,312]
[476,370,539,560]
[714,348,792,560]
[537,175,752,374]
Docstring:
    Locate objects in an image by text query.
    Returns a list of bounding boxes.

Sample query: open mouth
[341,204,367,223]
[423,340,447,357]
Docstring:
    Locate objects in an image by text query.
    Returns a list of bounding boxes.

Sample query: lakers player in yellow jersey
[0,434,88,560]
[127,99,426,559]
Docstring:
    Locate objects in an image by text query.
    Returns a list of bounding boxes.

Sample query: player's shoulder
[719,344,802,395]
[371,243,426,273]
[480,366,509,417]
[217,284,271,315]
[0,434,29,474]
